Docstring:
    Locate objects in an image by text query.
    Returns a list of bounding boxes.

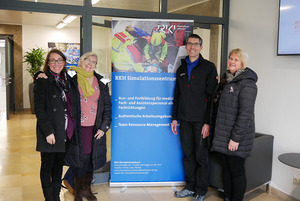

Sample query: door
[0,35,15,120]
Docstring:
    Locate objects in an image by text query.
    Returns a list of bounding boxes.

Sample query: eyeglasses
[49,59,64,64]
[187,42,201,47]
[85,58,97,65]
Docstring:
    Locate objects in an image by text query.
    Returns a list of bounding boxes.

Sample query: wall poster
[48,42,80,68]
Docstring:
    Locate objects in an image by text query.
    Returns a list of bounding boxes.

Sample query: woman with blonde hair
[210,48,258,201]
[65,52,112,201]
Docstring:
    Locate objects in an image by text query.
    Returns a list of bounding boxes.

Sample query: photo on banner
[110,18,194,186]
[48,42,80,68]
[111,19,192,73]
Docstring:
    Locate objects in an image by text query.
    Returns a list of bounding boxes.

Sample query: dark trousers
[179,121,209,196]
[74,153,93,178]
[219,153,247,201]
[40,152,65,188]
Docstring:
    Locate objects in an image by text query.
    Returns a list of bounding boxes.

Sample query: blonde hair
[78,52,98,67]
[229,48,248,69]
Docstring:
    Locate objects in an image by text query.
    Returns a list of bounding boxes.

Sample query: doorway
[0,35,15,120]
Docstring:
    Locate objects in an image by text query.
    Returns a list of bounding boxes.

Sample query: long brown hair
[43,49,67,73]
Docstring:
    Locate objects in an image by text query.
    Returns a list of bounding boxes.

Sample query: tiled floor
[0,111,283,201]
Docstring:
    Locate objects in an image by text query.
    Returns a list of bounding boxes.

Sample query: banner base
[109,181,185,188]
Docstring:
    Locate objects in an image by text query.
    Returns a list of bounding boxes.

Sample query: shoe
[192,195,205,201]
[174,188,194,198]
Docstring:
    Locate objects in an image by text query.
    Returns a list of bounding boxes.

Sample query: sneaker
[192,195,205,201]
[174,188,194,198]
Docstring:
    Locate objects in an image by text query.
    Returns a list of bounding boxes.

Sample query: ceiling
[0,10,81,28]
[0,0,216,29]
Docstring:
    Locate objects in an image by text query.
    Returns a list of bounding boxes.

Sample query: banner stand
[109,181,185,188]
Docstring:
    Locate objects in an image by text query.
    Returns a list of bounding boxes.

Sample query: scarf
[69,66,94,98]
[226,69,245,83]
[49,70,75,140]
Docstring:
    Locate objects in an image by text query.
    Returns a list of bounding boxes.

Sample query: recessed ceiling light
[280,6,294,10]
[92,0,100,5]
[63,15,77,24]
[56,21,67,29]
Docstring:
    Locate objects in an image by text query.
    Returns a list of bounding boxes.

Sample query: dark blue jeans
[179,120,209,196]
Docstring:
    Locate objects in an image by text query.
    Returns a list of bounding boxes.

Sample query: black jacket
[65,71,112,170]
[172,54,218,123]
[34,71,76,152]
[211,68,258,158]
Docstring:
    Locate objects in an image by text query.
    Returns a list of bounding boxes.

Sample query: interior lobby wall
[22,25,80,109]
[229,0,300,199]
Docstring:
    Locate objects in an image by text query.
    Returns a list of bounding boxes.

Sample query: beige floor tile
[143,186,178,200]
[21,160,40,174]
[0,186,22,201]
[0,163,21,175]
[0,174,22,188]
[21,172,41,186]
[22,184,44,201]
[106,187,154,201]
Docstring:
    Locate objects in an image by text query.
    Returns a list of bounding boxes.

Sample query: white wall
[229,0,300,199]
[22,25,80,108]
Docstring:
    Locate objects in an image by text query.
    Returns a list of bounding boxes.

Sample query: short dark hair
[186,34,203,46]
[43,49,67,73]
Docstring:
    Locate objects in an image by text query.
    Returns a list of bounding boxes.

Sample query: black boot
[42,186,54,201]
[52,183,61,201]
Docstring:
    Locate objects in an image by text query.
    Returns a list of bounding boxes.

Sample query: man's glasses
[85,58,97,65]
[187,42,201,47]
[49,59,64,64]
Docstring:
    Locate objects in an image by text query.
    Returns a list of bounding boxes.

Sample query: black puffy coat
[211,68,258,158]
[65,71,112,170]
[34,71,76,153]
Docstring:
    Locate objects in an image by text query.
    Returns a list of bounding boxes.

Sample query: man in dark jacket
[171,34,218,201]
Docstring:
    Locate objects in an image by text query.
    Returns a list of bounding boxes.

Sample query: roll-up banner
[110,18,193,187]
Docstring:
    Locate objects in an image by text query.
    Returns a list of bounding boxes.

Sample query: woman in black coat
[34,49,75,201]
[65,52,112,201]
[210,48,258,201]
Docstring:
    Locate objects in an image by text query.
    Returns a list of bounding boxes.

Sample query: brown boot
[82,172,97,201]
[74,177,84,201]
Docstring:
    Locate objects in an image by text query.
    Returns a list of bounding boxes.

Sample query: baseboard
[255,184,299,201]
[268,186,299,201]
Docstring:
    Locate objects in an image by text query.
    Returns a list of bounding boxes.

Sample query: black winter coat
[172,54,218,123]
[211,68,258,158]
[65,71,112,170]
[34,71,76,152]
